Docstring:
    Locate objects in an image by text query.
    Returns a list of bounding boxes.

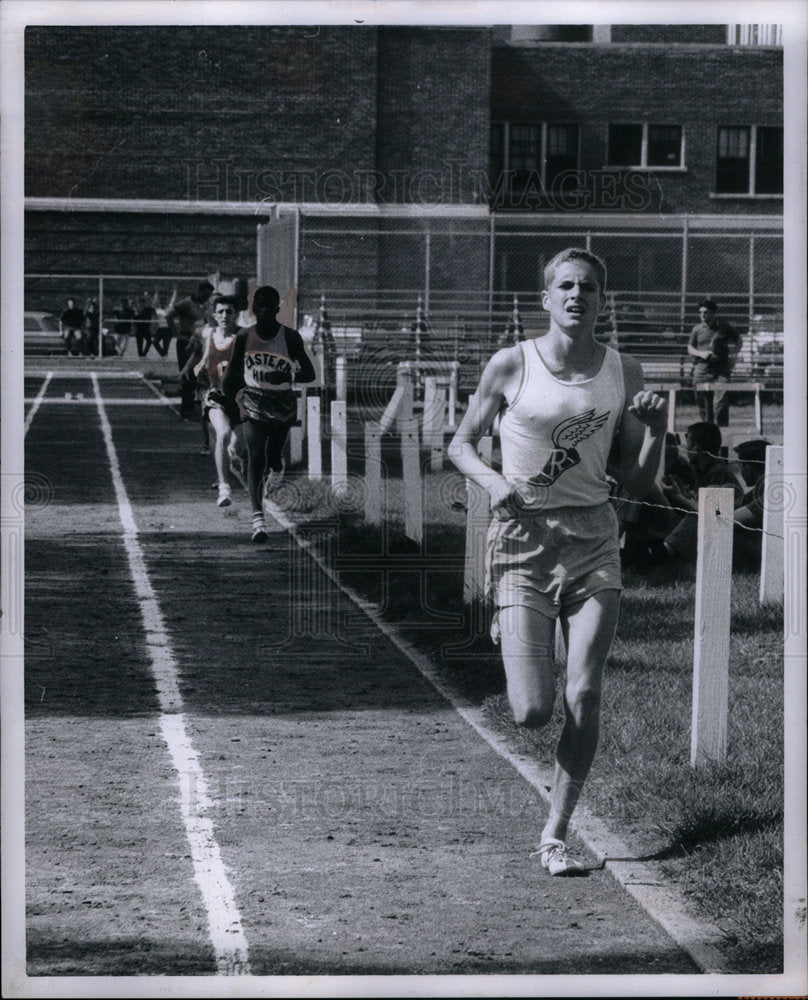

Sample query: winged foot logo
[526,408,611,488]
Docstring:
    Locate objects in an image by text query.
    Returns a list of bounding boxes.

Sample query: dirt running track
[21,372,700,980]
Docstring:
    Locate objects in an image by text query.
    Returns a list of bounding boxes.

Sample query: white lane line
[23,397,180,405]
[137,371,182,417]
[264,496,731,975]
[91,372,251,976]
[23,371,52,435]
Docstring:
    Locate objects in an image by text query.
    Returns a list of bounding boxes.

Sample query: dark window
[716,126,750,193]
[609,123,683,167]
[609,124,643,166]
[545,124,579,186]
[755,126,783,194]
[647,125,682,166]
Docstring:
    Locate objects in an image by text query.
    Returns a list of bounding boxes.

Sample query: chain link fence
[295,215,783,394]
[24,216,783,391]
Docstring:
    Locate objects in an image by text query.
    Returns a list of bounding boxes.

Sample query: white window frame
[727,24,783,46]
[713,123,783,197]
[606,122,686,170]
[494,121,580,187]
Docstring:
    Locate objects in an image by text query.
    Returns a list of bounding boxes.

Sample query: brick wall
[491,44,783,214]
[374,27,490,205]
[25,25,379,202]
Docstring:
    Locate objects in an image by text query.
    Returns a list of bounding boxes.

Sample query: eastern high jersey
[243,324,295,391]
[499,339,625,509]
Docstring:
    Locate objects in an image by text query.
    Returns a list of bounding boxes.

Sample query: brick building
[24,23,783,342]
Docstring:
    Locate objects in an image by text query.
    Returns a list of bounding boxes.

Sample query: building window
[510,25,594,43]
[489,121,580,204]
[715,125,783,195]
[607,123,684,168]
[727,24,782,46]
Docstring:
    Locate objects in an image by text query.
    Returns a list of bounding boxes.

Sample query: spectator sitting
[731,438,771,570]
[661,423,751,565]
[612,431,699,567]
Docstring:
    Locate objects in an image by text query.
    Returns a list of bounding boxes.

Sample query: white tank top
[243,325,295,391]
[499,339,625,510]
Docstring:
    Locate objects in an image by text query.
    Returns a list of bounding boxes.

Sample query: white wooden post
[289,389,305,466]
[364,422,382,525]
[447,363,459,430]
[330,400,347,491]
[463,436,493,604]
[395,370,415,435]
[422,376,446,471]
[307,394,321,480]
[335,356,347,401]
[760,445,784,603]
[400,417,423,544]
[690,486,735,767]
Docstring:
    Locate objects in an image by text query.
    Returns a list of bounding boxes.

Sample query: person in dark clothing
[166,281,215,419]
[686,299,742,426]
[60,298,85,356]
[222,285,316,542]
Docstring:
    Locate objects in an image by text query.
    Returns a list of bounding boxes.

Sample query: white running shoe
[530,839,586,877]
[217,484,232,507]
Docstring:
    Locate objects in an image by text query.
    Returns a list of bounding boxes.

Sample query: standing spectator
[167,281,214,420]
[687,298,742,426]
[134,292,157,358]
[113,298,136,356]
[83,298,100,356]
[150,289,174,358]
[59,297,85,356]
[222,285,317,542]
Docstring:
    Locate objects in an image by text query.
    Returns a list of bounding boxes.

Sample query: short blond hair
[544,247,607,293]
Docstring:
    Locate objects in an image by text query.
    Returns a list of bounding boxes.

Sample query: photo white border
[2,2,806,997]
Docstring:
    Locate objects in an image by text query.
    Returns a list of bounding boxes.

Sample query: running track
[19,369,722,986]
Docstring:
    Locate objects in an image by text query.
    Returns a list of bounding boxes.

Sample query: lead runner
[222,285,317,542]
[448,247,667,875]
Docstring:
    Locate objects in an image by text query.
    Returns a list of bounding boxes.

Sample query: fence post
[395,366,415,435]
[400,417,423,545]
[422,376,446,471]
[289,388,306,466]
[307,394,321,480]
[690,486,735,767]
[330,400,347,492]
[98,275,105,359]
[463,436,493,604]
[364,421,382,525]
[335,356,347,402]
[760,445,784,604]
[447,362,459,430]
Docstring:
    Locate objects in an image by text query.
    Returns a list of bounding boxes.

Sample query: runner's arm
[448,348,521,514]
[614,353,668,499]
[287,329,317,384]
[221,332,247,417]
